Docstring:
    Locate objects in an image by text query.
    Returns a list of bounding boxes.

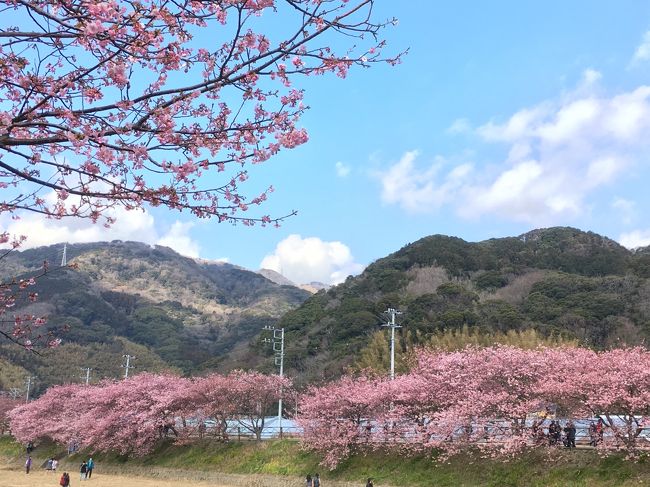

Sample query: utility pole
[80,367,92,385]
[61,243,67,267]
[121,355,135,379]
[25,376,35,403]
[382,308,402,380]
[262,325,285,437]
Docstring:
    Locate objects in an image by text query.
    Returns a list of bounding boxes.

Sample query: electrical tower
[9,387,21,400]
[121,355,135,379]
[382,308,402,380]
[262,325,285,436]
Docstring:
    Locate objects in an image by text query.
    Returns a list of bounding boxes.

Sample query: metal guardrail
[350,422,650,448]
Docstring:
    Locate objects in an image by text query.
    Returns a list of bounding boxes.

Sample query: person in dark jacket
[548,421,560,446]
[366,478,374,487]
[80,461,88,480]
[564,421,576,448]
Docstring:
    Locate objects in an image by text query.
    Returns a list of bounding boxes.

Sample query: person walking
[366,478,374,487]
[52,458,59,472]
[80,461,88,480]
[588,421,598,447]
[596,418,604,443]
[86,457,94,478]
[60,472,70,486]
[25,455,32,474]
[305,474,313,487]
[313,473,321,487]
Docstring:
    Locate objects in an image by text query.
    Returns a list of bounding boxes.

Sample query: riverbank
[2,436,649,486]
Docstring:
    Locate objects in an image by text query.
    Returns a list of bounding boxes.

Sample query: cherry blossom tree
[0,394,21,434]
[8,370,291,453]
[0,0,400,348]
[297,374,393,467]
[407,347,562,458]
[9,374,193,454]
[190,372,237,441]
[0,255,68,348]
[298,347,650,468]
[73,374,193,454]
[553,348,650,453]
[225,370,290,440]
[8,383,87,444]
[0,0,400,228]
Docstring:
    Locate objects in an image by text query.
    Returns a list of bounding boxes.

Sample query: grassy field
[2,436,650,487]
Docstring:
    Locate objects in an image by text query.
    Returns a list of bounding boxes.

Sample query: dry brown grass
[404,265,449,296]
[1,465,233,487]
[489,269,549,304]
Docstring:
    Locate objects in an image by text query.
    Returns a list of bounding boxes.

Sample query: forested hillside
[273,227,650,382]
[0,241,310,394]
[2,228,649,393]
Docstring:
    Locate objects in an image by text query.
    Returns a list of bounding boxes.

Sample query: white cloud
[259,234,364,285]
[378,150,472,212]
[156,221,200,258]
[335,161,351,178]
[446,118,471,134]
[477,106,548,142]
[380,76,650,223]
[612,198,636,225]
[631,31,650,65]
[619,229,650,249]
[582,68,602,85]
[0,200,201,257]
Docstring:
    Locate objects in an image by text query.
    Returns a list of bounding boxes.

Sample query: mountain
[258,268,297,287]
[257,268,330,294]
[3,227,650,393]
[271,227,650,382]
[0,241,310,393]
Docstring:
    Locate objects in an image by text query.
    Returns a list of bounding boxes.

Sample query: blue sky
[7,1,650,285]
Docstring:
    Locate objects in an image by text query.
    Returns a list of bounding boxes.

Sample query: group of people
[53,457,94,486]
[59,472,71,486]
[588,418,605,446]
[305,474,374,486]
[79,457,95,480]
[305,473,321,486]
[546,420,576,447]
[531,418,605,448]
[23,446,94,485]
